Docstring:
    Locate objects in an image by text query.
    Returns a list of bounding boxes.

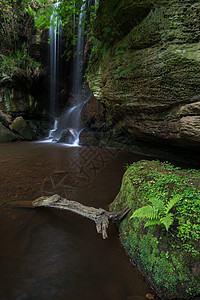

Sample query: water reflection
[0,142,154,300]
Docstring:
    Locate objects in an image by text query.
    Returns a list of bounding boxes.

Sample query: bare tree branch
[32,194,130,239]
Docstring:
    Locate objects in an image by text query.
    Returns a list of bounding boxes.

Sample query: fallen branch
[32,194,130,239]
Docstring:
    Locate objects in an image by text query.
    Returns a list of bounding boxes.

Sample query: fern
[160,213,174,231]
[130,205,157,220]
[149,197,166,216]
[131,195,182,231]
[165,195,181,214]
[145,219,162,227]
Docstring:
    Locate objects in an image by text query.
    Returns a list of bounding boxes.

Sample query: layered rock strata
[87,0,200,147]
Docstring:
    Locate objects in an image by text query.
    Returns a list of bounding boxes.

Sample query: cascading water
[46,1,61,142]
[49,1,61,125]
[46,0,91,146]
[48,118,58,139]
[58,0,92,146]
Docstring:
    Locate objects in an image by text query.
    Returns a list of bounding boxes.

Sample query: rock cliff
[0,1,48,118]
[87,0,200,147]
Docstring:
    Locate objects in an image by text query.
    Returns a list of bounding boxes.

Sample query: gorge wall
[86,0,200,148]
[0,1,47,118]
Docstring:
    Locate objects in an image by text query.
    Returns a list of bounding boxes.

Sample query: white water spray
[48,118,58,140]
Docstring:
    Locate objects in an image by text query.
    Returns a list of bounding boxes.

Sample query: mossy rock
[0,124,20,142]
[110,160,200,299]
[10,116,36,141]
[87,0,200,147]
[94,0,153,43]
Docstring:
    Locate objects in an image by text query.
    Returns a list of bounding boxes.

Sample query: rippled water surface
[0,142,156,300]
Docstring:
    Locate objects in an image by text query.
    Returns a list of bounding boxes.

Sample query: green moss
[110,160,200,299]
[160,45,200,87]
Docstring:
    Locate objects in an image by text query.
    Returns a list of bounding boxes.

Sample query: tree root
[32,194,130,239]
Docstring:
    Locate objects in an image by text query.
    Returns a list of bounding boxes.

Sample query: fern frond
[144,219,162,227]
[148,197,165,215]
[160,213,174,231]
[151,206,160,219]
[130,205,155,219]
[165,195,181,214]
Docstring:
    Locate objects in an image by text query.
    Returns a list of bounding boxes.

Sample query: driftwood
[32,194,130,239]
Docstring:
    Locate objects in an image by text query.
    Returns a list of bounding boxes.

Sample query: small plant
[130,195,182,231]
[0,47,42,79]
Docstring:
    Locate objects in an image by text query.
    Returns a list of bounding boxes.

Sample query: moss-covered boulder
[10,116,36,140]
[110,160,200,299]
[87,0,200,147]
[0,124,20,142]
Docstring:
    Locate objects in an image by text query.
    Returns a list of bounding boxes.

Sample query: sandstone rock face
[0,7,48,119]
[80,94,131,148]
[87,0,200,147]
[81,94,106,131]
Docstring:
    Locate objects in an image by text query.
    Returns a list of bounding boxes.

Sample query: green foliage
[110,160,200,298]
[0,46,42,79]
[0,0,32,53]
[24,0,99,47]
[131,195,181,231]
[125,160,200,255]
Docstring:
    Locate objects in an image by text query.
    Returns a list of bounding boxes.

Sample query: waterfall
[47,1,61,141]
[45,0,91,146]
[72,2,86,103]
[67,0,89,145]
[48,118,58,139]
[52,0,91,146]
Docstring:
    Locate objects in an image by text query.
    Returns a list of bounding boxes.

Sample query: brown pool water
[0,141,156,300]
